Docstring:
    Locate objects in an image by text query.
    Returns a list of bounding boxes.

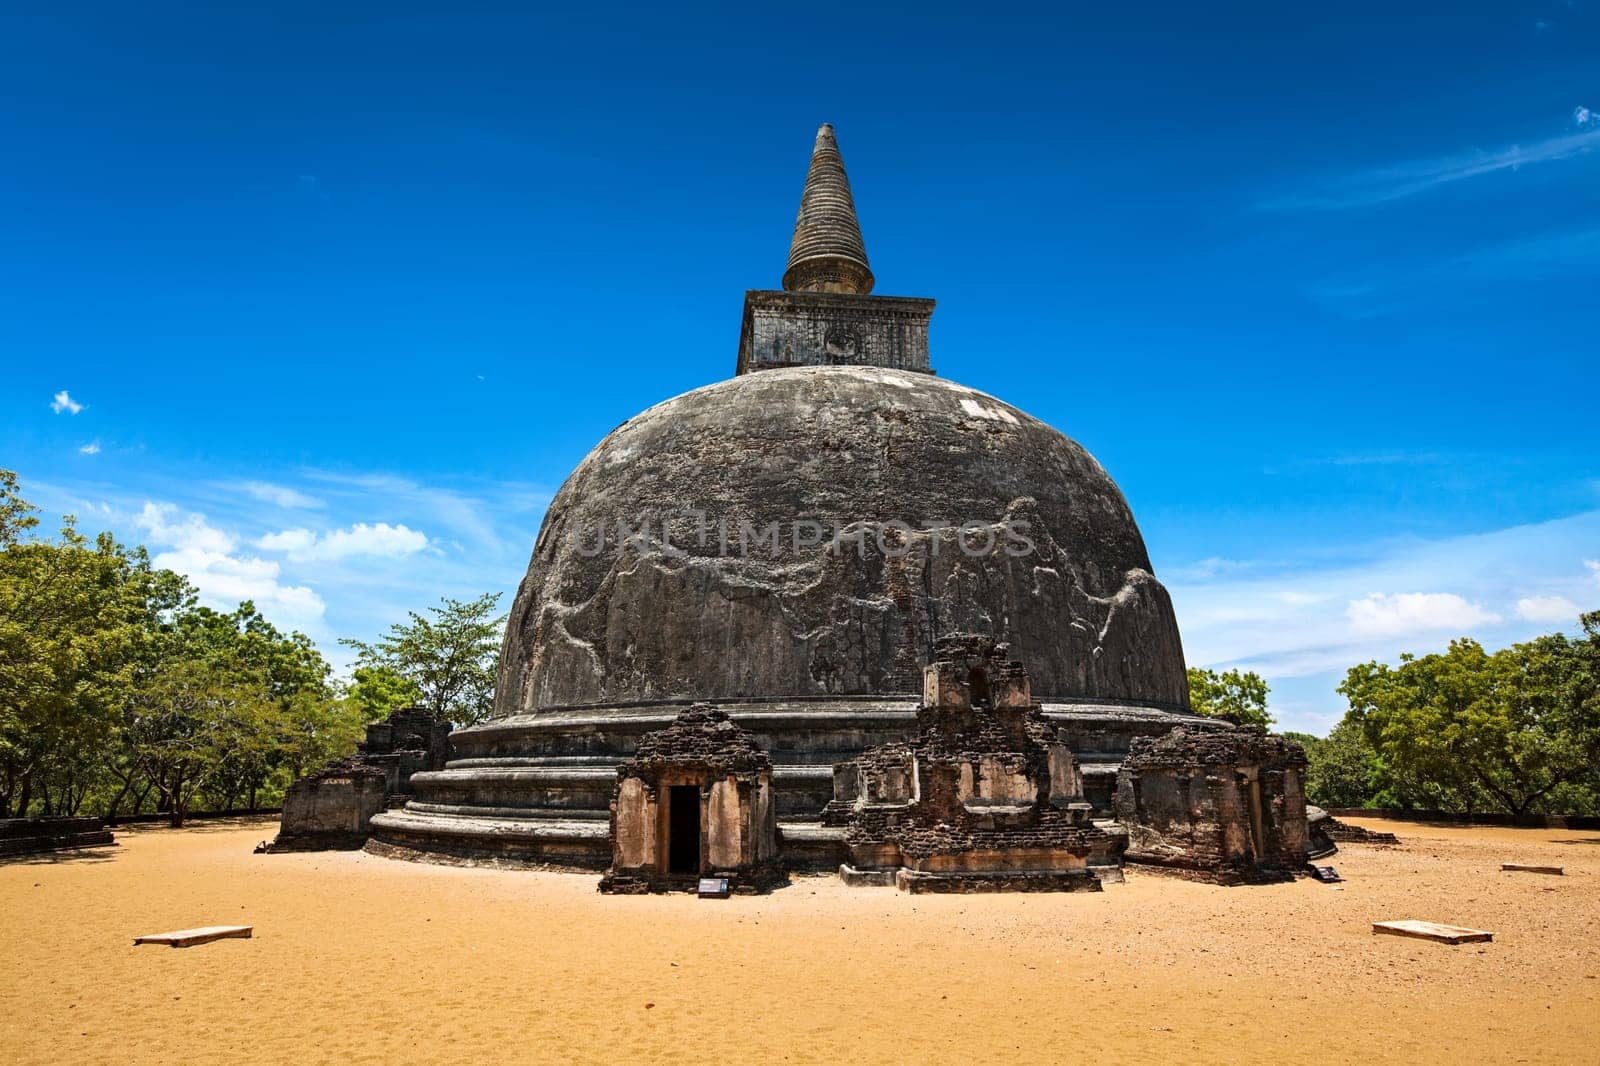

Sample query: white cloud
[1346,592,1500,637]
[134,502,324,626]
[237,481,324,510]
[1515,595,1581,623]
[136,502,237,554]
[1168,509,1600,683]
[20,469,547,675]
[255,522,428,563]
[51,390,84,415]
[256,528,317,554]
[78,441,100,455]
[1164,509,1600,730]
[1577,106,1595,128]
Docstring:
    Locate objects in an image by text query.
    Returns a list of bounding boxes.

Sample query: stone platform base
[1124,856,1300,886]
[365,815,612,870]
[0,817,114,858]
[1323,817,1400,845]
[365,695,1208,871]
[839,864,898,887]
[895,868,1105,893]
[264,831,369,852]
[597,867,788,895]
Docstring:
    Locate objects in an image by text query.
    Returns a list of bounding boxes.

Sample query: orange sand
[2,816,1597,1064]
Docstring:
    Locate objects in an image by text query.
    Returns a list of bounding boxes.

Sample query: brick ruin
[1113,727,1311,883]
[1320,814,1400,845]
[822,635,1118,893]
[0,816,114,858]
[599,704,785,894]
[270,707,452,851]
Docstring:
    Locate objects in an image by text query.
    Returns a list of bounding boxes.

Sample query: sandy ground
[2,817,1597,1065]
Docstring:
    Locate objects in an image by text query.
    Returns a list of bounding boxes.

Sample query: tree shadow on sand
[111,815,280,836]
[0,844,120,867]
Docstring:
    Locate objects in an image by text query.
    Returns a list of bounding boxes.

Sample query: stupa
[369,124,1222,869]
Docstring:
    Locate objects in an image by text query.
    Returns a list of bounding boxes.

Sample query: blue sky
[3,3,1597,733]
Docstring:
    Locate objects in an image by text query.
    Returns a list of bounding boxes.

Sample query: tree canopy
[342,594,503,726]
[1186,666,1273,728]
[0,469,504,823]
[1339,617,1600,816]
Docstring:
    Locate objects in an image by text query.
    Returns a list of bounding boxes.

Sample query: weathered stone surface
[275,769,388,850]
[598,704,784,894]
[737,289,933,375]
[497,366,1189,715]
[371,123,1202,873]
[1321,815,1399,845]
[782,123,873,296]
[0,816,114,857]
[1114,727,1310,884]
[272,707,452,852]
[826,635,1118,892]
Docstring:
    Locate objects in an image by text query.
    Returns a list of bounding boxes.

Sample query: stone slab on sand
[133,925,252,948]
[1372,919,1493,944]
[1501,862,1563,875]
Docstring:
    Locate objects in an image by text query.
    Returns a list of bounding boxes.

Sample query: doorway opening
[668,785,701,875]
[967,666,990,706]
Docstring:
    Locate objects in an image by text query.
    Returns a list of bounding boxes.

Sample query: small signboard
[697,878,730,899]
[1309,865,1342,883]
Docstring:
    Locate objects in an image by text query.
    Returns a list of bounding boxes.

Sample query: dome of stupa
[497,364,1189,714]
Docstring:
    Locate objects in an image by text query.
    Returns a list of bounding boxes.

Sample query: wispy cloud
[302,470,543,554]
[1263,115,1600,211]
[51,390,84,415]
[1168,509,1600,731]
[17,468,552,672]
[234,480,325,510]
[78,441,100,455]
[1309,223,1600,316]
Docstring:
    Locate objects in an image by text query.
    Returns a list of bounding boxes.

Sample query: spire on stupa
[736,123,932,377]
[782,123,875,295]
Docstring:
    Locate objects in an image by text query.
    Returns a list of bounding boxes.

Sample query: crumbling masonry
[823,635,1119,892]
[1114,728,1310,883]
[271,707,451,851]
[599,704,784,894]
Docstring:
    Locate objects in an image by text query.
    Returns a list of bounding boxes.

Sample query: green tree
[128,601,345,821]
[342,594,503,726]
[0,470,362,821]
[345,664,423,721]
[0,472,179,817]
[1340,617,1600,816]
[1297,719,1379,809]
[1186,666,1273,728]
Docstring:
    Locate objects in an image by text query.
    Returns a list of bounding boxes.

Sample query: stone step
[372,809,610,841]
[443,752,867,771]
[368,807,845,870]
[418,762,838,781]
[403,802,610,821]
[778,822,846,842]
